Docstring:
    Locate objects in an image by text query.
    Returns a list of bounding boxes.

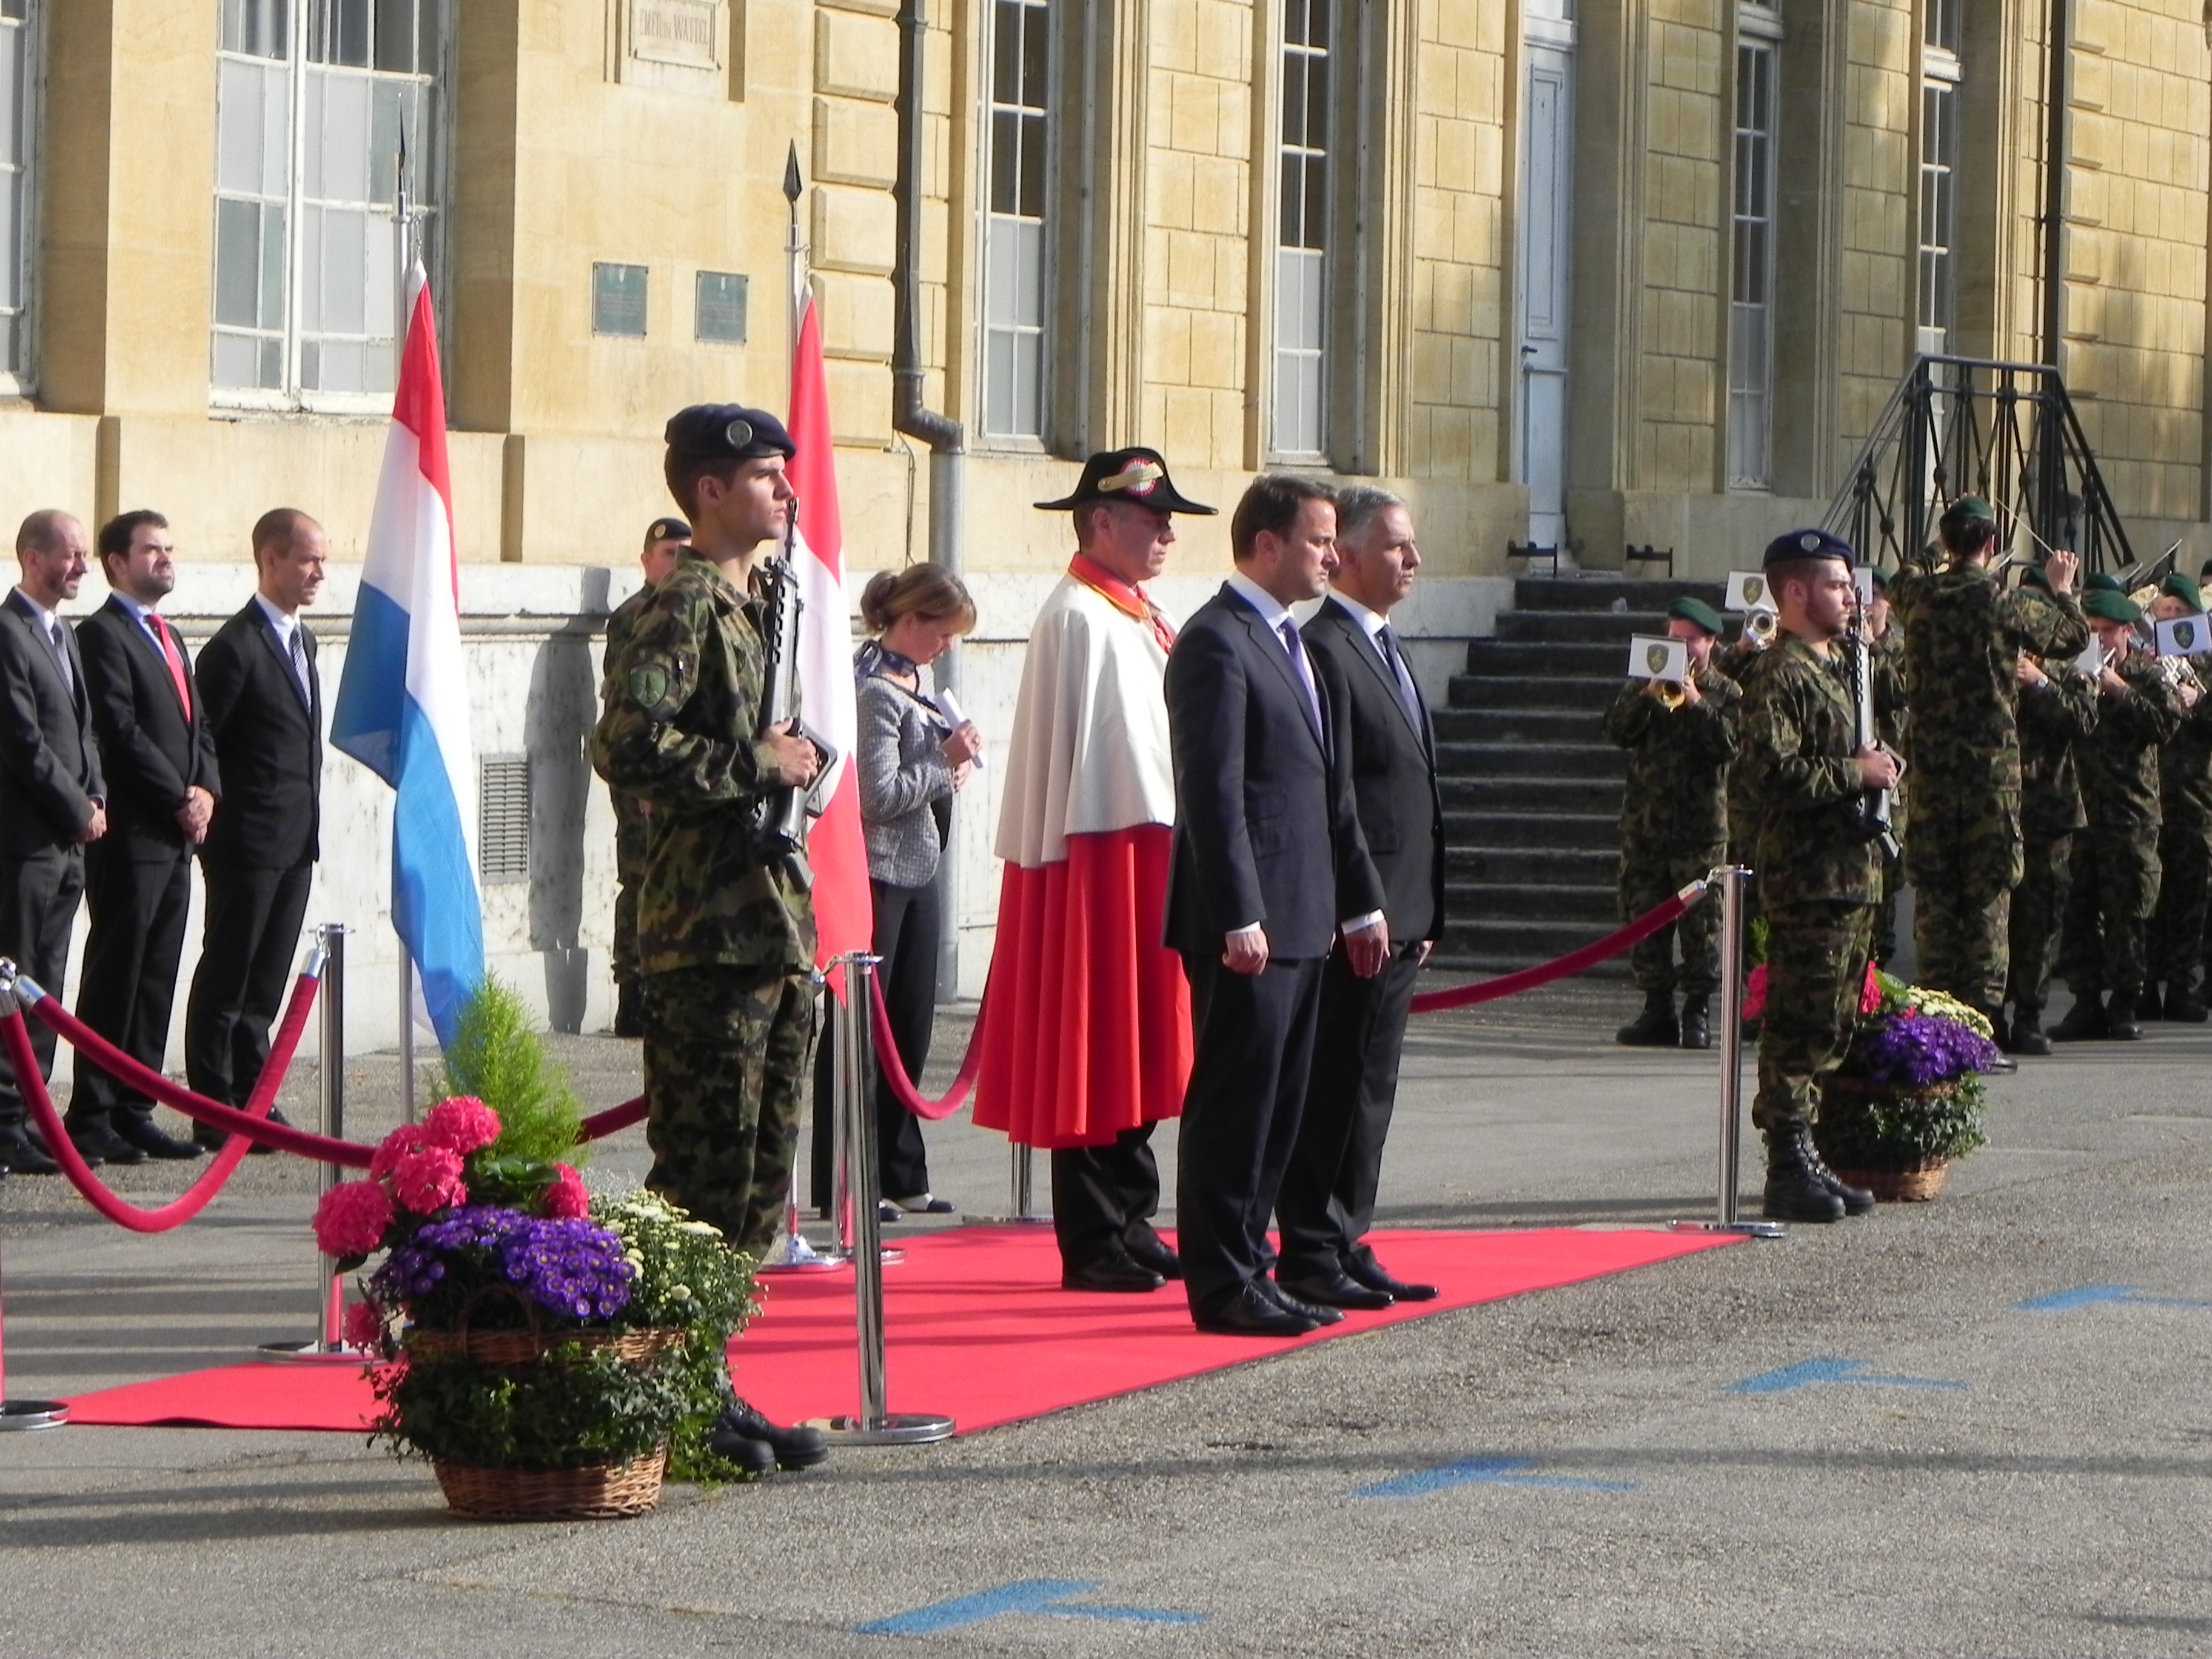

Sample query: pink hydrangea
[543,1163,589,1220]
[390,1145,468,1215]
[422,1096,501,1155]
[1741,963,1768,1023]
[370,1125,423,1182]
[313,1179,395,1258]
[342,1298,387,1352]
[1860,962,1885,1016]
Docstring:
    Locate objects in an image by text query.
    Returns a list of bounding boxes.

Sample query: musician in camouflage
[1885,497,2086,1031]
[2051,587,2185,1042]
[590,406,823,1254]
[1866,569,1911,966]
[2143,571,2212,1022]
[1739,530,1900,1224]
[1604,597,1740,1050]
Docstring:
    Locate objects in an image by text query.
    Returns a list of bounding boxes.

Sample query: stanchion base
[759,1233,850,1275]
[971,1214,1054,1227]
[1669,1219,1788,1240]
[0,1399,69,1431]
[806,1411,956,1446]
[256,1341,368,1364]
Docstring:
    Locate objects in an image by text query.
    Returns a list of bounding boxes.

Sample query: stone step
[1493,609,1676,644]
[1514,576,1729,613]
[1443,776,1626,814]
[1432,706,1607,745]
[1433,916,1630,976]
[1435,741,1626,781]
[1466,638,1634,678]
[1455,881,1620,923]
[1448,844,1619,886]
[1444,809,1621,851]
[1447,674,1620,712]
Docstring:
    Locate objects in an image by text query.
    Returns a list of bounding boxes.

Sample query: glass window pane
[1014,220,1044,326]
[1017,109,1045,217]
[993,0,1019,104]
[259,202,287,328]
[318,72,371,204]
[1019,1,1048,106]
[218,60,269,195]
[213,330,261,388]
[375,0,417,73]
[320,206,368,333]
[215,198,264,327]
[990,109,1019,215]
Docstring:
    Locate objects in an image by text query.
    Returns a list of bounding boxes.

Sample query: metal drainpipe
[893,0,969,999]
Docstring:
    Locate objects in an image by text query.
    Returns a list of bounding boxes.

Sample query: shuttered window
[478,756,530,883]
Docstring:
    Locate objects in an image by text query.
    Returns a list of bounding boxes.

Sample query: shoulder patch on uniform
[628,663,672,712]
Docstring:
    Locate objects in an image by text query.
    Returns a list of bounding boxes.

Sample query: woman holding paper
[833,564,982,1216]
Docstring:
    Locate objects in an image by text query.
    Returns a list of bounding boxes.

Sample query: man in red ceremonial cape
[974,447,1212,1292]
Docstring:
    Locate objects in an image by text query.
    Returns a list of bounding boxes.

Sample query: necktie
[44,615,73,698]
[1280,618,1324,743]
[150,614,192,719]
[287,624,312,709]
[1376,625,1425,736]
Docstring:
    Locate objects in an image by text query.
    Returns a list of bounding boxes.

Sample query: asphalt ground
[3,979,2210,1657]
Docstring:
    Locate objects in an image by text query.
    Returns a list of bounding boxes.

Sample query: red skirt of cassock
[971,823,1193,1149]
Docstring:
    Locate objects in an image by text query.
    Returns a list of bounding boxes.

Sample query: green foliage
[429,976,586,1165]
[1748,916,1769,967]
[1815,1076,1989,1168]
[372,1344,685,1471]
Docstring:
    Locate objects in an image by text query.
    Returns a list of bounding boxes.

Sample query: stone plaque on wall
[609,0,731,97]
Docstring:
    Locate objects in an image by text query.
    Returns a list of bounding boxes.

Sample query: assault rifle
[751,497,837,890]
[1844,610,1900,861]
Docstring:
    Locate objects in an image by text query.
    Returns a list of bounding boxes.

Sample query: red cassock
[973,562,1193,1148]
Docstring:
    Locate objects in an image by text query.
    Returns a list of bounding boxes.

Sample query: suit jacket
[196,600,322,870]
[1163,584,1384,960]
[0,589,104,857]
[1303,598,1445,942]
[76,597,221,860]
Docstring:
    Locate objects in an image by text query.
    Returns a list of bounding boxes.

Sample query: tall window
[1728,18,1778,490]
[0,0,35,387]
[1273,0,1330,458]
[1918,0,1960,354]
[212,0,444,406]
[980,0,1047,441]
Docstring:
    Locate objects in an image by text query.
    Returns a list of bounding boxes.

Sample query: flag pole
[394,129,420,1124]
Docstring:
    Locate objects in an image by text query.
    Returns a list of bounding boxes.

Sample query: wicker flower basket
[403,1325,685,1367]
[1815,1074,1971,1202]
[434,1448,667,1521]
[1828,1159,1950,1203]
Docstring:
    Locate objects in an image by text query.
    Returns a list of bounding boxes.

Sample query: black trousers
[812,876,939,1204]
[1051,1124,1167,1269]
[71,846,192,1127]
[0,846,85,1131]
[1277,942,1423,1281]
[185,860,313,1107]
[1175,951,1327,1315]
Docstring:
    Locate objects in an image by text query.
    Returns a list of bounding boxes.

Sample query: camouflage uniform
[1870,628,1911,965]
[1717,640,1777,964]
[1886,556,2088,1007]
[2148,657,2212,998]
[602,584,655,994]
[2059,654,2184,1005]
[1602,669,1740,997]
[2005,668,2097,1019]
[589,550,819,1255]
[1741,636,1883,1133]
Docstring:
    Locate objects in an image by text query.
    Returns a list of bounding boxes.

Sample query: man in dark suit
[68,510,221,1162]
[0,511,107,1175]
[1164,475,1386,1338]
[184,508,326,1148]
[1278,488,1446,1310]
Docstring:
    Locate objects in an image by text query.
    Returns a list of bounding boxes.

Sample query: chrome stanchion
[1674,869,1786,1241]
[262,925,366,1359]
[0,964,66,1431]
[761,973,846,1275]
[809,953,953,1446]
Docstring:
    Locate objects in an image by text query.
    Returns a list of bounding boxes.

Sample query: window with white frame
[1918,0,1960,354]
[1728,13,1779,490]
[212,0,444,406]
[1273,0,1330,458]
[980,0,1048,441]
[0,0,36,387]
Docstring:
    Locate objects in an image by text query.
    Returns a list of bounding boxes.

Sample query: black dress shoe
[194,1104,290,1156]
[1276,1269,1393,1311]
[1193,1282,1317,1338]
[0,1127,62,1175]
[67,1120,146,1166]
[716,1398,830,1470]
[1262,1279,1344,1325]
[1124,1234,1184,1279]
[1062,1253,1165,1294]
[1344,1253,1438,1302]
[114,1118,206,1161]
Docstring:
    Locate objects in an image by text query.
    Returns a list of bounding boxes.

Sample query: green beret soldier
[2051,588,2185,1041]
[2002,632,2100,1053]
[2142,572,2212,1022]
[1884,495,2088,1038]
[1604,596,1742,1050]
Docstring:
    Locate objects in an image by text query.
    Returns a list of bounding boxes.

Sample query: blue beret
[664,404,796,462]
[1762,528,1855,569]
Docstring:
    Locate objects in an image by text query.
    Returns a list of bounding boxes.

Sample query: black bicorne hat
[1034,447,1216,515]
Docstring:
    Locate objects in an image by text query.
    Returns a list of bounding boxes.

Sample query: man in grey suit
[0,511,108,1175]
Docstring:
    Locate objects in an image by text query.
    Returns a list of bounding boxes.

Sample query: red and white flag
[786,286,871,973]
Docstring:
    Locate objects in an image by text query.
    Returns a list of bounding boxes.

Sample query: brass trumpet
[1653,679,1688,711]
[1745,608,1780,649]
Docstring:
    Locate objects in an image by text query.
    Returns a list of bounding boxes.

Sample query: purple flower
[1849,1013,2000,1087]
[369,1207,635,1323]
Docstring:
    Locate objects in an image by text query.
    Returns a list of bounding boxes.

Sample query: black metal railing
[1823,355,2134,576]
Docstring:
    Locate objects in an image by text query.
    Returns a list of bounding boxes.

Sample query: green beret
[2085,571,2125,594]
[1945,495,1997,526]
[2161,571,2201,608]
[2083,587,2143,625]
[1668,596,1724,637]
[1868,567,1889,592]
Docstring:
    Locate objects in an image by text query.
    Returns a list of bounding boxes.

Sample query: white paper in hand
[935,686,985,768]
[2074,638,2111,679]
[1725,571,1777,614]
[1627,635,1690,684]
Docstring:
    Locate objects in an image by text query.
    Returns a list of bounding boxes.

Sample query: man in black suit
[0,511,107,1175]
[184,509,326,1148]
[1164,475,1386,1338]
[68,510,221,1163]
[1278,488,1446,1310]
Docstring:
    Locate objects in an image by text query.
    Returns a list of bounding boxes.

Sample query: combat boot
[1761,1126,1845,1224]
[1794,1122,1875,1216]
[1615,990,1679,1048]
[2004,1006,2053,1056]
[1969,1005,2016,1073]
[2106,994,2143,1041]
[1678,994,1712,1050]
[2048,994,2108,1042]
[2165,982,2209,1022]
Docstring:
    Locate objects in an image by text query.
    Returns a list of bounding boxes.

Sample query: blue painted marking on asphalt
[857,1579,1204,1636]
[2020,1284,2212,1312]
[1351,1456,1637,1499]
[1728,1357,1965,1394]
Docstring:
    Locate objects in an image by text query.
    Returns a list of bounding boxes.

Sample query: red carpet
[62,1225,1737,1435]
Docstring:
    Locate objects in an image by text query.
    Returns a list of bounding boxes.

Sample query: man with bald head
[183,509,327,1146]
[0,511,107,1175]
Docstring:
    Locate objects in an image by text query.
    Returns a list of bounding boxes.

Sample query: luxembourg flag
[786,283,871,973]
[331,263,485,1047]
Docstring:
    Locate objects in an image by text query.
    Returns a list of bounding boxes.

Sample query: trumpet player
[2051,588,2186,1041]
[2143,571,2212,1022]
[1604,598,1741,1050]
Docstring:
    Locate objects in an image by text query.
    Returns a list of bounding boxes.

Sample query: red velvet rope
[2,971,320,1231]
[1406,885,1708,1015]
[866,973,986,1122]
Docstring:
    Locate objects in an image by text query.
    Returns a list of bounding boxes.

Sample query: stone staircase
[1432,574,1728,973]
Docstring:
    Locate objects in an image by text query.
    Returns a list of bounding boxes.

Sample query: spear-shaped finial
[783,141,802,209]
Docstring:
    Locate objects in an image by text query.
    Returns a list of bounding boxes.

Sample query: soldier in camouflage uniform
[603,516,690,1038]
[590,406,825,1256]
[2002,571,2100,1056]
[1885,497,2087,1034]
[1866,569,1911,966]
[1604,597,1741,1051]
[1740,530,1902,1224]
[2051,587,2185,1041]
[2143,571,2212,1022]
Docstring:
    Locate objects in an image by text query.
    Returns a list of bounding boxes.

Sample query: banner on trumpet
[1626,634,1691,702]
